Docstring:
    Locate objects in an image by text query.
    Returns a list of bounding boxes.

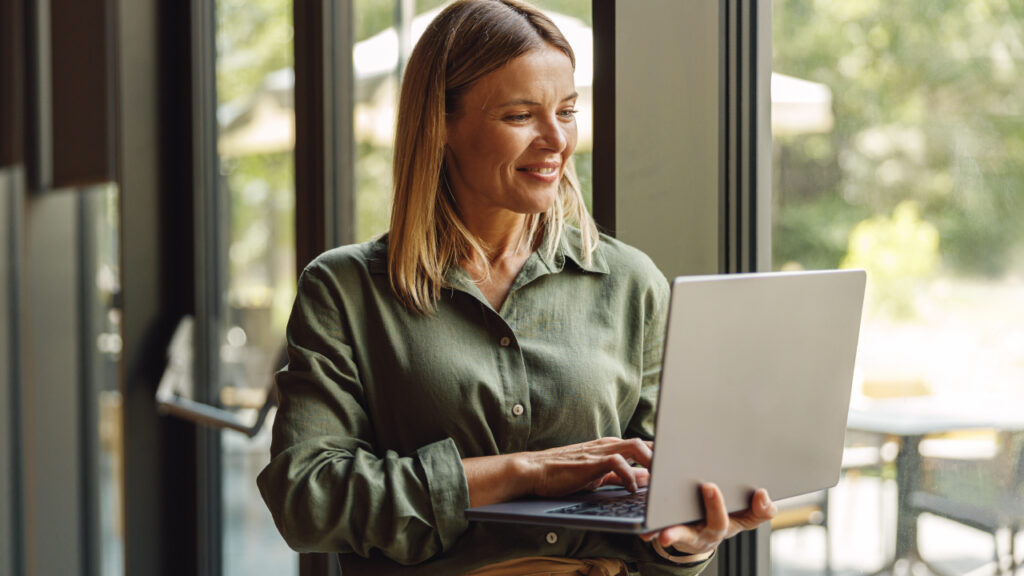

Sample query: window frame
[599,0,771,573]
[0,166,25,576]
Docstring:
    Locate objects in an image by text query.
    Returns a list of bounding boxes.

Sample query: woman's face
[444,44,578,222]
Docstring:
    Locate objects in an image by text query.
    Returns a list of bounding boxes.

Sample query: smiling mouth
[517,166,558,175]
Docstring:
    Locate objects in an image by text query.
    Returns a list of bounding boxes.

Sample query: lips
[516,162,561,175]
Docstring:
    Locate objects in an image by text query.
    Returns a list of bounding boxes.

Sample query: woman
[257,1,776,574]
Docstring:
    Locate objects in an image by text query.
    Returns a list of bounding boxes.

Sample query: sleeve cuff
[417,437,471,551]
[651,540,714,565]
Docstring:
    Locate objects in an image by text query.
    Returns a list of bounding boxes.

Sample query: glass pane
[771,1,1024,574]
[83,184,124,576]
[352,0,594,243]
[215,0,297,574]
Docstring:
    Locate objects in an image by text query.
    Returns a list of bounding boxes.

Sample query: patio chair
[908,430,1024,575]
[772,489,833,575]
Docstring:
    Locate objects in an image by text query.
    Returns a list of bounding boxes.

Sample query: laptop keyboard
[546,490,647,518]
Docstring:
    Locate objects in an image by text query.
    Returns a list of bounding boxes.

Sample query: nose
[534,115,568,153]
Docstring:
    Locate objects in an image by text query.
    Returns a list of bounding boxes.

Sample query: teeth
[522,167,557,174]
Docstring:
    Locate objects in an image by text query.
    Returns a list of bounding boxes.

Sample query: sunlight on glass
[86,185,124,576]
[215,0,297,574]
[771,1,1024,574]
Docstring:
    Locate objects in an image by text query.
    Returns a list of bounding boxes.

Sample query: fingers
[642,483,777,556]
[726,488,777,535]
[597,453,639,492]
[590,437,653,467]
[660,483,728,550]
[530,437,654,497]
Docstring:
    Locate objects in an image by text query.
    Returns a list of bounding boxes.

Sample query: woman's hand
[463,437,653,507]
[640,483,777,561]
[525,437,654,497]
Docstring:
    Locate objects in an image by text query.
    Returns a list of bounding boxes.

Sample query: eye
[558,108,578,120]
[504,113,531,122]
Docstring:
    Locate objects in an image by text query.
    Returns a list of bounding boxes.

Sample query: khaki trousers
[464,556,630,576]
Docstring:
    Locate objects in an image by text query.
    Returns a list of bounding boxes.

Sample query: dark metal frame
[718,1,772,574]
[591,0,615,236]
[720,0,761,276]
[294,1,353,574]
[0,0,25,167]
[295,0,355,271]
[118,0,202,572]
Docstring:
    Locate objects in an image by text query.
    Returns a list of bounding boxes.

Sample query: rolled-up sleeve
[256,262,471,564]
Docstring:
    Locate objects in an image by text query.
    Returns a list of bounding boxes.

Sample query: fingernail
[703,484,716,500]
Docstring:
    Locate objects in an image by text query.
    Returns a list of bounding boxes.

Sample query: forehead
[464,45,576,106]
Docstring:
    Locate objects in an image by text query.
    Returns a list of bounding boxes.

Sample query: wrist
[464,453,536,506]
[509,452,537,497]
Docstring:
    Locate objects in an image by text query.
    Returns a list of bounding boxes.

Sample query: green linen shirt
[257,226,711,576]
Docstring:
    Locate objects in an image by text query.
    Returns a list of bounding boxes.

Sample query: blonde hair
[388,0,599,314]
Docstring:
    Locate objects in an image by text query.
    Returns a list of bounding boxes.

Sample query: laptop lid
[465,269,865,533]
[644,269,865,530]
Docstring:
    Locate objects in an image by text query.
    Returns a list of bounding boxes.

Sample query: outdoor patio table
[845,396,1024,576]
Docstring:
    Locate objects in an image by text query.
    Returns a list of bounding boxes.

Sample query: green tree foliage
[773,0,1024,278]
[842,201,940,318]
[216,0,293,106]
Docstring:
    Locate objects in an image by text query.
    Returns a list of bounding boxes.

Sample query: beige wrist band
[651,540,712,564]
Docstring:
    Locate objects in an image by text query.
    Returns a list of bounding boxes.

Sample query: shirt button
[545,531,558,544]
[512,403,525,417]
[499,336,511,347]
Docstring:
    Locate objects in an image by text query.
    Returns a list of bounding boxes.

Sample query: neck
[463,211,534,265]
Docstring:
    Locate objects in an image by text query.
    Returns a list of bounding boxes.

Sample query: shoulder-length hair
[388,0,599,314]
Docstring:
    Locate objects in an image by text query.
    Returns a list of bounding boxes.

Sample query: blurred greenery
[221,152,296,336]
[216,0,297,343]
[841,201,940,319]
[773,0,1024,295]
[354,0,591,41]
[216,0,292,105]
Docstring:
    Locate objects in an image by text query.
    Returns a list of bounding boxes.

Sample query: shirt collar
[538,224,609,275]
[366,224,609,277]
[367,236,388,275]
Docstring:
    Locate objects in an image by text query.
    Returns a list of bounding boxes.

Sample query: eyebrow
[494,92,579,108]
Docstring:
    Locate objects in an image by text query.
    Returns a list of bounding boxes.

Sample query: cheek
[564,125,579,157]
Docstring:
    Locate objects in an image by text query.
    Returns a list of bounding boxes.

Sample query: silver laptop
[465,269,866,533]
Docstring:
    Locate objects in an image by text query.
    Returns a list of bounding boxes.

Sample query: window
[772,1,1024,574]
[214,0,297,573]
[81,184,124,576]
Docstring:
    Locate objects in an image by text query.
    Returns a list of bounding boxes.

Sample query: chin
[519,196,559,216]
